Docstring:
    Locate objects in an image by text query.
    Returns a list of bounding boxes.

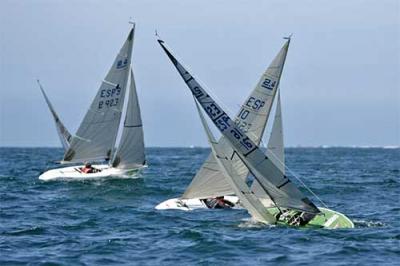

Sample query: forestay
[37,80,72,150]
[158,38,320,215]
[112,69,146,169]
[63,27,135,163]
[182,41,290,199]
[194,99,276,224]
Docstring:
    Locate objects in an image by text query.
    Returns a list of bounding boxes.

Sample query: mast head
[155,30,165,45]
[283,33,293,41]
[128,18,135,29]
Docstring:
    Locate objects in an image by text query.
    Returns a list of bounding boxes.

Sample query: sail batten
[158,38,320,216]
[62,26,135,163]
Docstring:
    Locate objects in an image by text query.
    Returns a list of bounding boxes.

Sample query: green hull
[268,207,354,229]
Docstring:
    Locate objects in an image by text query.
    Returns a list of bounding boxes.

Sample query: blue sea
[0,147,399,265]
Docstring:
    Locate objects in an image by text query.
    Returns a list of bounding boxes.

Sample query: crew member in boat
[203,196,235,209]
[81,162,100,174]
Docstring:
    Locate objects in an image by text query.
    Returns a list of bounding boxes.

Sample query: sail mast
[109,22,137,166]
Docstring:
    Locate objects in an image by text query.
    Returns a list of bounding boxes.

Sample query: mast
[109,22,136,165]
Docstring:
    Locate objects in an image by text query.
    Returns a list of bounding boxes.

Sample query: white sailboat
[39,25,146,181]
[156,37,354,228]
[156,38,289,211]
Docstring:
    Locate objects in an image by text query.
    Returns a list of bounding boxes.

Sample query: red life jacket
[82,167,92,173]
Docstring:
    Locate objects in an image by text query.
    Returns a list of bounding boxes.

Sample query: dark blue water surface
[0,147,399,265]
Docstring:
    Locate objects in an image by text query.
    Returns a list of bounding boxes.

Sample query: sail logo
[261,78,276,90]
[116,58,128,69]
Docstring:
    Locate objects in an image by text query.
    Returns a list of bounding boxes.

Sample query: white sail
[63,26,135,163]
[158,38,320,215]
[194,99,276,223]
[112,69,146,169]
[266,92,285,172]
[37,80,72,150]
[182,41,290,199]
[251,92,285,204]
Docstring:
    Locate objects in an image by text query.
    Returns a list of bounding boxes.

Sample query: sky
[0,0,399,147]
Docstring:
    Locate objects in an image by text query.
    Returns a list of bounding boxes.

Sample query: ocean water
[0,147,399,265]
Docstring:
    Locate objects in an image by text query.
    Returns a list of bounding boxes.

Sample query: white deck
[155,196,241,211]
[39,164,146,181]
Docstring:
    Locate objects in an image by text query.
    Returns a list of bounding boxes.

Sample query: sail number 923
[98,98,119,109]
[98,85,122,109]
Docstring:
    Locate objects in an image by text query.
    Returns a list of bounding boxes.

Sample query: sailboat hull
[271,207,354,229]
[156,197,353,229]
[155,196,241,211]
[309,207,355,229]
[38,164,145,181]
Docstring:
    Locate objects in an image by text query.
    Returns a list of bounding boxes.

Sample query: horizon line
[0,145,399,149]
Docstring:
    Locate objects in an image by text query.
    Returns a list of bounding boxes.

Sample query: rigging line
[260,138,329,209]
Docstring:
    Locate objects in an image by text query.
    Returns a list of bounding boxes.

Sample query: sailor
[81,162,94,174]
[204,196,235,209]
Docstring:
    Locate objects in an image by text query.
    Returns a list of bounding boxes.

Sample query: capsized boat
[156,36,354,229]
[39,24,146,181]
[156,35,290,211]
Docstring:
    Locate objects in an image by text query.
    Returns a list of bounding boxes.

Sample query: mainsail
[158,38,320,215]
[112,69,146,169]
[251,92,285,204]
[37,80,72,150]
[194,99,276,224]
[182,40,290,199]
[63,26,135,163]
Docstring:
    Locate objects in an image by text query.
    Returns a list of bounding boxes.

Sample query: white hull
[39,164,145,181]
[155,196,241,211]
